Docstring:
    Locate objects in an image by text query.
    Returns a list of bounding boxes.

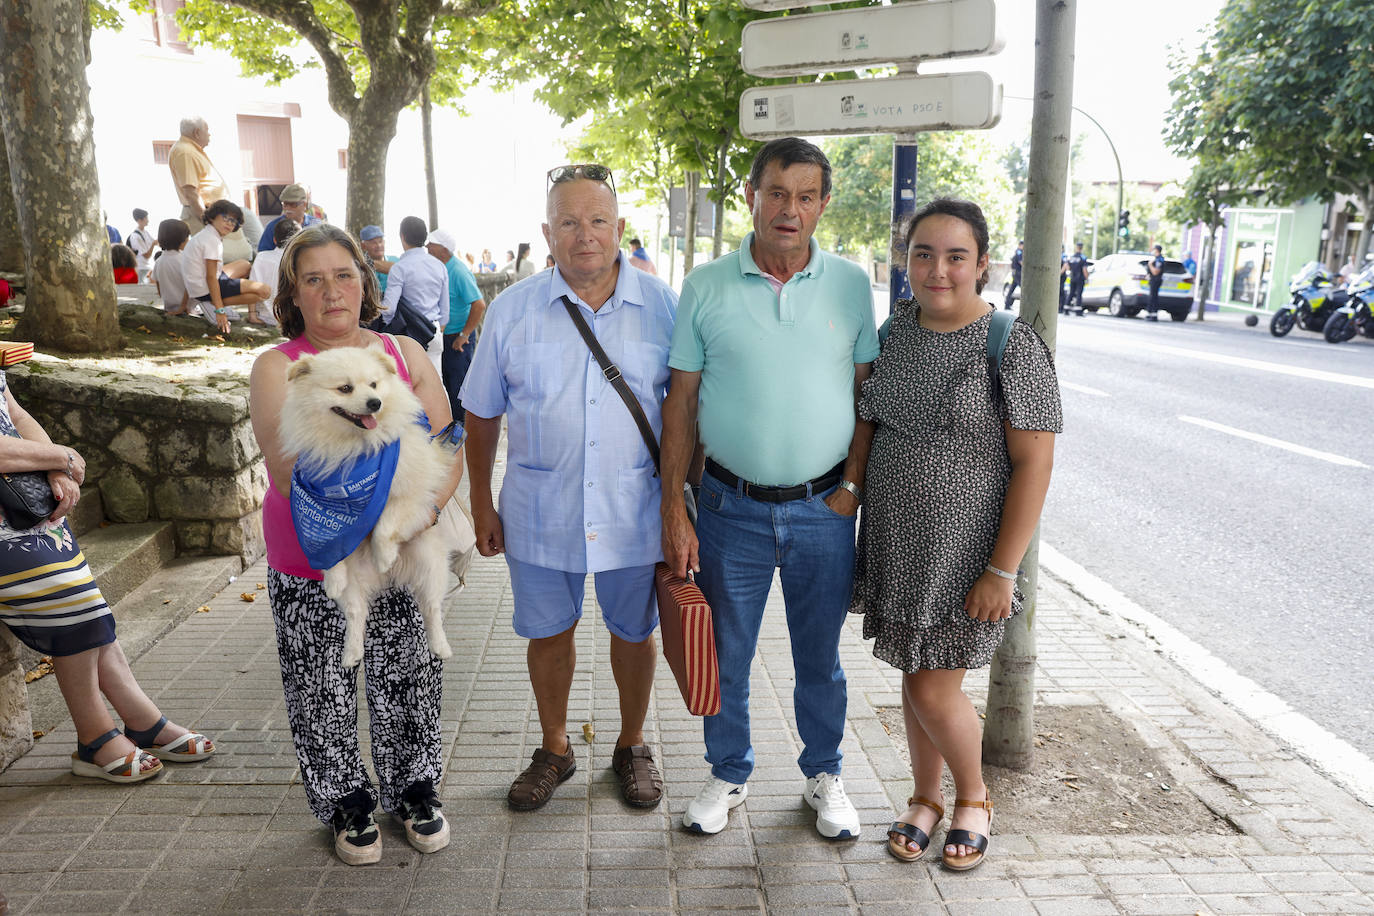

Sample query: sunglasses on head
[546,163,615,195]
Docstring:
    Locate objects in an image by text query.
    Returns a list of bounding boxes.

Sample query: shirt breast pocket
[508,342,563,398]
[618,341,670,396]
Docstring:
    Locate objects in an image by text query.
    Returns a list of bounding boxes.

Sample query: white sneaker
[682,776,748,834]
[804,773,861,839]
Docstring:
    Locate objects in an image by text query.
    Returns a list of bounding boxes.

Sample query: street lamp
[1007,97,1125,253]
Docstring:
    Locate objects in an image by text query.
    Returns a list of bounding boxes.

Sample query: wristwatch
[837,479,863,502]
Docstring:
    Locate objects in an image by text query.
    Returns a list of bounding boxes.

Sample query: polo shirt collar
[739,232,823,281]
[548,251,643,313]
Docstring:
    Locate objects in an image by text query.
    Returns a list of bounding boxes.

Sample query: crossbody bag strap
[560,295,661,475]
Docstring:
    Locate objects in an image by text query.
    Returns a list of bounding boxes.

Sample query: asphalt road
[1040,306,1374,759]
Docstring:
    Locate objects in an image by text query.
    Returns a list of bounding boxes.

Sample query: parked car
[1079,251,1194,321]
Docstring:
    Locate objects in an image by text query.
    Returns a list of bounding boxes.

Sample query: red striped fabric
[655,563,721,716]
[0,342,34,367]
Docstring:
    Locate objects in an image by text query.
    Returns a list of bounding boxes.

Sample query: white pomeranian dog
[279,346,455,668]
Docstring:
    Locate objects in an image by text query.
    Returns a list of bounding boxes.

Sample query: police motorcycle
[1270,261,1348,338]
[1322,264,1374,343]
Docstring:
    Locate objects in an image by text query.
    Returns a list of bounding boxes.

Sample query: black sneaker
[331,804,382,865]
[399,780,449,853]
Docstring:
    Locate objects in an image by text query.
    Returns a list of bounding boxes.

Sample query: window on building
[338,149,349,170]
[151,141,174,165]
[142,0,191,54]
[238,115,295,216]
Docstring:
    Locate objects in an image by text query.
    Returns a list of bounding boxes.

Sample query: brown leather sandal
[887,795,944,862]
[507,743,577,811]
[942,794,993,871]
[611,744,663,808]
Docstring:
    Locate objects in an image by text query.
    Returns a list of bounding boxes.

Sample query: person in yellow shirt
[168,116,255,262]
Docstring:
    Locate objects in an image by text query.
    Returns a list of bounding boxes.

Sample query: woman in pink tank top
[248,224,463,865]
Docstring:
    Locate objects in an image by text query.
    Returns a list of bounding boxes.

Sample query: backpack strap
[986,309,1015,408]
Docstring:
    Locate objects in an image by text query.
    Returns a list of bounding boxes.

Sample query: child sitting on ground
[110,245,139,284]
[246,217,299,326]
[152,219,192,316]
[181,199,270,333]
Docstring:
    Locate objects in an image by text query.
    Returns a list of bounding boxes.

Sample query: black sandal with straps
[888,795,945,862]
[942,794,994,871]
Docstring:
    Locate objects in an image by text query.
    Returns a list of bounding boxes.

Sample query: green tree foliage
[815,132,1018,262]
[165,0,504,232]
[484,0,781,266]
[1172,0,1374,260]
[1000,137,1029,239]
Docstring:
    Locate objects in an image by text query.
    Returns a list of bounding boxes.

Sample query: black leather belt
[705,458,845,504]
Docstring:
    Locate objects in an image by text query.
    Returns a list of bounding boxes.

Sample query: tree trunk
[983,0,1075,771]
[683,170,699,276]
[712,139,729,259]
[1356,185,1374,266]
[421,82,439,230]
[0,0,120,352]
[0,129,23,274]
[344,96,402,237]
[1196,217,1218,321]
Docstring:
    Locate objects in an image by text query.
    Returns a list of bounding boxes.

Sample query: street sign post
[741,0,1001,77]
[735,0,1003,312]
[741,72,1001,140]
[668,186,714,238]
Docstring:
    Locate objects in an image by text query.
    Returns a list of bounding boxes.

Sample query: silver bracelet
[837,479,863,502]
[985,563,1017,581]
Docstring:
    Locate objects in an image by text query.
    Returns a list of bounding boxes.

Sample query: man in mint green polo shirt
[660,137,878,841]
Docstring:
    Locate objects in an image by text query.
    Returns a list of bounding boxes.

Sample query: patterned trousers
[267,569,445,824]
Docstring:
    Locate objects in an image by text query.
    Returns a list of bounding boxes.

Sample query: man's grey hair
[180,116,207,137]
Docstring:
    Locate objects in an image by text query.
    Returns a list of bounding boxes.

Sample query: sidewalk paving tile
[4,477,1374,914]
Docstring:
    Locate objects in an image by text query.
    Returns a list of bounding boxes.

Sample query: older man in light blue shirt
[380,215,448,377]
[462,164,676,814]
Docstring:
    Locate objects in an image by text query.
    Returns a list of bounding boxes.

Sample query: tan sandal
[942,794,993,871]
[887,795,944,862]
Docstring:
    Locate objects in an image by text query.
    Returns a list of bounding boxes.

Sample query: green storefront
[1216,204,1322,312]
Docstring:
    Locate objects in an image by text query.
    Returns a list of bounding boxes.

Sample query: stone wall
[0,628,33,768]
[475,271,514,303]
[7,360,265,559]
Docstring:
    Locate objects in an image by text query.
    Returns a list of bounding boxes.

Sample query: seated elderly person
[0,371,213,782]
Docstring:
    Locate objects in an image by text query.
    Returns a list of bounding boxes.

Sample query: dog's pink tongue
[361,415,378,430]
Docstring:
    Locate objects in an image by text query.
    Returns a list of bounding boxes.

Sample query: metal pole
[890,133,918,313]
[983,0,1075,772]
[1091,202,1098,259]
[1069,105,1124,253]
[1007,96,1124,253]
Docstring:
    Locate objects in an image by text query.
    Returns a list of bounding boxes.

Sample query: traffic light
[1117,209,1130,238]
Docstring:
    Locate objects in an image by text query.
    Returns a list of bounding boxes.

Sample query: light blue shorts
[505,558,657,643]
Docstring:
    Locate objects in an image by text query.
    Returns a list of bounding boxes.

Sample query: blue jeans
[441,332,475,421]
[694,468,856,785]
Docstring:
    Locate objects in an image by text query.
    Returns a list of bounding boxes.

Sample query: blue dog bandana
[290,440,401,571]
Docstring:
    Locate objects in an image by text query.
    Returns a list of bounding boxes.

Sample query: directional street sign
[740,72,1001,140]
[741,0,1001,77]
[740,0,857,10]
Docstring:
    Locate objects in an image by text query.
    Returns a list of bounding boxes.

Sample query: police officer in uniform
[1066,242,1092,316]
[1145,244,1166,321]
[1004,240,1023,310]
